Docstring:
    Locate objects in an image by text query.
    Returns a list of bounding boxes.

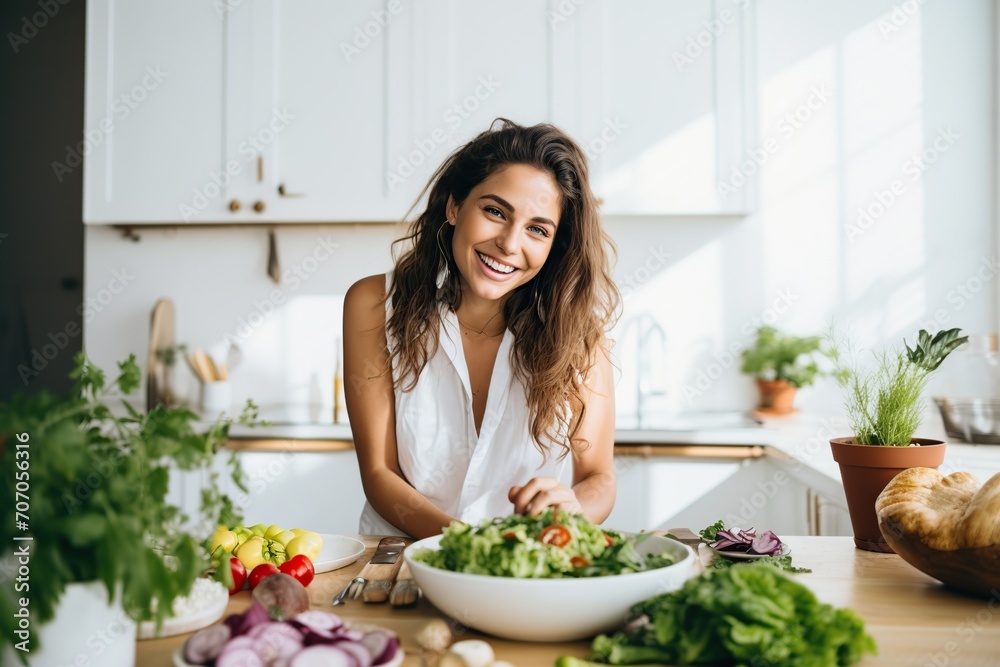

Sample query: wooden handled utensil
[359,537,406,603]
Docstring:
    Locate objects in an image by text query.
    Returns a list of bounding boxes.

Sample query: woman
[344,119,620,539]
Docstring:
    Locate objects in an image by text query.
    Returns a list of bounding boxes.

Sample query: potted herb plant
[830,328,967,553]
[741,327,837,415]
[0,353,257,666]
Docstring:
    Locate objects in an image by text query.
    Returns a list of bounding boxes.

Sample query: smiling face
[446,163,562,306]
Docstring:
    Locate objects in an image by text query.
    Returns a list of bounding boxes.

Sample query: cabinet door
[226,0,399,223]
[383,0,554,216]
[225,450,366,535]
[552,0,753,215]
[84,0,228,223]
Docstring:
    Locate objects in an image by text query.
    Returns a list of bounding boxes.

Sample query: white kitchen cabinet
[84,0,228,223]
[222,449,366,536]
[552,0,754,215]
[85,0,754,223]
[382,0,554,213]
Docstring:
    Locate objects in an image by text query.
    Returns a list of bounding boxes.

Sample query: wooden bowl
[877,467,1000,599]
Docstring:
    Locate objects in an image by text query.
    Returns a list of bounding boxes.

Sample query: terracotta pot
[830,437,946,552]
[755,379,796,414]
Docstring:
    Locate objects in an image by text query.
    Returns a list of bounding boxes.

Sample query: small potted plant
[0,353,258,666]
[830,328,967,553]
[741,327,836,415]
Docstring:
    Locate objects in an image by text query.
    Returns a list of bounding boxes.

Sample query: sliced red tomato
[228,557,247,595]
[570,555,590,568]
[539,525,572,548]
[604,534,614,547]
[278,554,315,588]
[248,563,279,589]
[502,531,517,540]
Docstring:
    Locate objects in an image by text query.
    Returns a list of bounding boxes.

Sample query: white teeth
[477,251,515,274]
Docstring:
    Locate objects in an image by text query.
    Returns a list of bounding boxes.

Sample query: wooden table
[137,535,1000,666]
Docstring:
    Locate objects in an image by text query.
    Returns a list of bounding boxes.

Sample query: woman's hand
[508,477,583,517]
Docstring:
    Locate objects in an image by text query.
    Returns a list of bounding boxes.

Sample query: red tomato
[604,534,614,547]
[539,525,572,548]
[228,558,247,596]
[570,556,590,568]
[502,532,517,539]
[278,554,315,588]
[248,563,279,589]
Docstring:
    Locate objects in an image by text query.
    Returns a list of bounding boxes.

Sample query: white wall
[84,0,996,420]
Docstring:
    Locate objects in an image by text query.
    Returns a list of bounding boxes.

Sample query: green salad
[412,509,676,578]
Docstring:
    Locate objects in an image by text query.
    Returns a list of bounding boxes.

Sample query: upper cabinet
[84,0,754,224]
[84,0,228,222]
[552,0,754,215]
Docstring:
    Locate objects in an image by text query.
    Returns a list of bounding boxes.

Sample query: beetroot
[251,573,310,621]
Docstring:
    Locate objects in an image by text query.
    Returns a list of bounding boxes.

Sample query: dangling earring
[436,220,451,290]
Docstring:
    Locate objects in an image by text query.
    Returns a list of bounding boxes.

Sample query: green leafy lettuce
[583,563,876,666]
[413,509,675,578]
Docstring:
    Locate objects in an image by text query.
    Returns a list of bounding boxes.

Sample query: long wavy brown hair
[387,118,620,460]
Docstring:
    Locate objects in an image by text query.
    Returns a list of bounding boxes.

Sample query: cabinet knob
[253,201,266,213]
[229,200,241,212]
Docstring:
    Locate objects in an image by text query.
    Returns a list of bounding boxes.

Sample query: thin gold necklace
[456,310,504,337]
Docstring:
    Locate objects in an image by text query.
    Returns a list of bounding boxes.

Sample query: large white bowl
[404,533,695,642]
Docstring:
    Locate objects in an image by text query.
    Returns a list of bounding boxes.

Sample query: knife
[389,558,420,608]
[359,537,406,603]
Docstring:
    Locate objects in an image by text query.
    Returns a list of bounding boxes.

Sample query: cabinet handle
[257,156,264,183]
[278,183,305,198]
[229,200,241,212]
[253,201,266,213]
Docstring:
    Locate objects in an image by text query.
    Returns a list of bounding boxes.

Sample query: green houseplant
[829,328,967,552]
[0,353,258,665]
[740,327,837,414]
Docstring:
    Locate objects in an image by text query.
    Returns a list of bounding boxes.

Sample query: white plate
[313,534,366,574]
[138,580,229,640]
[709,543,792,560]
[172,626,405,667]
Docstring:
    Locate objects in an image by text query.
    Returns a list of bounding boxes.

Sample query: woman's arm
[509,344,617,523]
[343,274,458,539]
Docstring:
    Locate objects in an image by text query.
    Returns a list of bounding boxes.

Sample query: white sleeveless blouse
[357,272,571,537]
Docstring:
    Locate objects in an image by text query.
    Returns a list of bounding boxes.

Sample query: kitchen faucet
[623,313,667,428]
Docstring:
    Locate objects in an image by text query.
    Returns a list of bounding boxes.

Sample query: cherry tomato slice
[539,525,572,548]
[570,555,590,568]
[502,532,517,540]
[604,534,614,547]
[248,563,279,589]
[229,557,247,595]
[278,554,315,588]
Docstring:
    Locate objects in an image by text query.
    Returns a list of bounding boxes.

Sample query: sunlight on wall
[602,115,718,213]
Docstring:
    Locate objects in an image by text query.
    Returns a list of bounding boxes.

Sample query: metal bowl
[933,397,1000,445]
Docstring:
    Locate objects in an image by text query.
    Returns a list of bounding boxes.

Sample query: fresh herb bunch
[832,328,967,446]
[0,353,260,657]
[740,327,838,388]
